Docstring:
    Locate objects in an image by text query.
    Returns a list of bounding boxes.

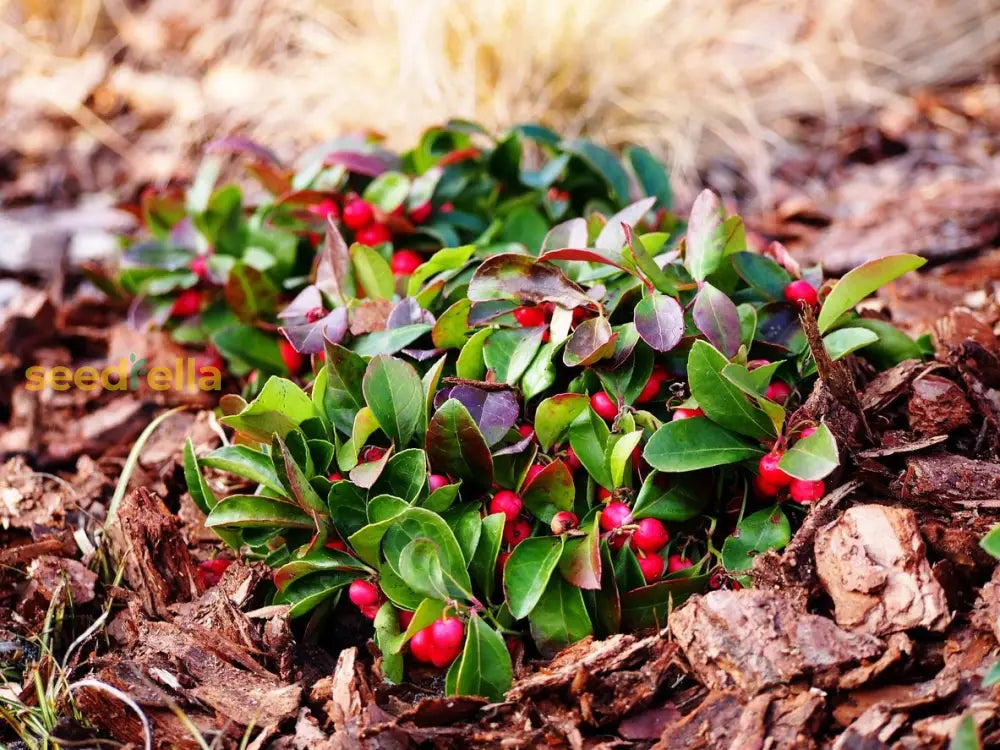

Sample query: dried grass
[3,0,1000,198]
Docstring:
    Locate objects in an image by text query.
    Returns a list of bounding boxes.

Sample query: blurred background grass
[2,0,999,203]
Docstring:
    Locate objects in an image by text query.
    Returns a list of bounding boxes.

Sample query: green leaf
[731,252,791,301]
[528,574,593,657]
[778,424,839,480]
[184,439,217,515]
[535,394,589,450]
[371,448,427,503]
[221,377,317,443]
[276,436,327,515]
[432,299,472,349]
[352,324,433,357]
[407,244,475,296]
[373,602,404,683]
[327,480,368,538]
[224,262,279,323]
[499,206,549,253]
[558,513,601,589]
[362,355,424,448]
[363,171,410,211]
[426,399,494,491]
[213,325,285,372]
[817,254,927,333]
[273,570,354,618]
[470,513,506,600]
[199,445,285,497]
[684,189,725,281]
[982,660,1000,688]
[455,327,492,380]
[949,713,982,750]
[443,502,482,564]
[398,538,464,601]
[383,507,473,599]
[522,341,560,400]
[351,244,395,299]
[722,505,791,572]
[644,418,762,472]
[205,495,315,530]
[322,343,367,435]
[619,575,709,629]
[632,473,707,521]
[594,198,656,255]
[347,495,409,565]
[467,252,593,310]
[721,363,785,436]
[504,537,565,618]
[272,548,369,591]
[336,406,380,471]
[687,341,774,439]
[981,523,1000,559]
[845,318,923,368]
[633,293,684,352]
[562,139,631,205]
[569,409,613,490]
[626,146,671,209]
[610,430,643,488]
[822,327,880,361]
[484,327,544,384]
[520,459,575,522]
[378,564,425,610]
[451,612,513,702]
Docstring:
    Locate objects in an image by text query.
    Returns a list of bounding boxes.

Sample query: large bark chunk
[815,505,952,636]
[668,589,883,696]
[895,454,1000,511]
[907,374,972,436]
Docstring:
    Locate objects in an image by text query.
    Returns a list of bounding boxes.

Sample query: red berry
[631,518,670,553]
[398,609,414,629]
[789,478,825,503]
[758,452,791,488]
[328,472,343,482]
[348,580,379,607]
[497,551,510,572]
[524,465,545,485]
[503,518,531,546]
[784,280,819,306]
[409,201,432,224]
[356,223,392,246]
[766,381,792,403]
[671,407,705,421]
[305,305,327,323]
[490,490,523,521]
[171,289,202,318]
[517,424,536,441]
[428,474,449,492]
[597,487,613,502]
[308,198,339,219]
[429,643,460,669]
[550,511,578,535]
[636,369,665,403]
[513,306,547,327]
[198,558,232,587]
[360,604,380,620]
[391,249,423,275]
[753,473,782,499]
[799,425,818,439]
[667,554,693,573]
[440,202,454,213]
[638,553,664,583]
[362,445,386,463]
[708,571,725,589]
[342,198,374,230]
[591,391,618,420]
[190,255,210,280]
[430,616,464,653]
[196,351,223,377]
[600,501,632,531]
[325,538,347,551]
[409,628,433,663]
[565,447,582,471]
[279,339,304,375]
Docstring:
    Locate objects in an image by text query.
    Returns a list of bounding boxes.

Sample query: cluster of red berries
[490,490,531,545]
[599,502,675,583]
[408,615,465,668]
[341,196,429,277]
[755,426,825,503]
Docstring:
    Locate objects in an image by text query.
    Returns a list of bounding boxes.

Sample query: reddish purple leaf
[692,282,741,358]
[314,217,353,305]
[538,248,631,273]
[633,293,684,352]
[468,253,594,310]
[563,316,617,367]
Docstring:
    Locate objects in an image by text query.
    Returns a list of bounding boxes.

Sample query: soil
[3,74,1000,749]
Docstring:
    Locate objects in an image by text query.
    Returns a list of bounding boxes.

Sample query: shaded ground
[3,76,1000,748]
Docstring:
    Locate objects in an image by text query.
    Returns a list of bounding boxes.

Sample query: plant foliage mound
[171,125,927,700]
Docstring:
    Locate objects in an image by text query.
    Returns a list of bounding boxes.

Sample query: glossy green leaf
[520,459,575,522]
[688,341,774,439]
[451,612,513,702]
[644,417,763,472]
[352,324,432,357]
[205,495,314,529]
[371,448,427,503]
[558,513,601,590]
[980,523,1000,559]
[778,423,839,480]
[610,430,643,489]
[322,343,367,436]
[362,355,424,447]
[184,438,217,514]
[470,512,506,601]
[949,713,982,750]
[363,171,410,211]
[632,473,707,521]
[722,505,791,572]
[528,574,593,657]
[373,602,404,683]
[626,146,671,209]
[455,327,492,380]
[351,244,395,299]
[569,409,613,489]
[619,575,709,629]
[535,393,589,450]
[731,252,791,301]
[504,536,565,618]
[274,570,354,618]
[817,254,926,332]
[388,598,446,653]
[221,376,317,443]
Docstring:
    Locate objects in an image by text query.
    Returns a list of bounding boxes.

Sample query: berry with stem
[784,280,818,306]
[631,518,670,552]
[590,391,618,420]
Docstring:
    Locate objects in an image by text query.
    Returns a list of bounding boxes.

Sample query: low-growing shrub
[182,170,927,698]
